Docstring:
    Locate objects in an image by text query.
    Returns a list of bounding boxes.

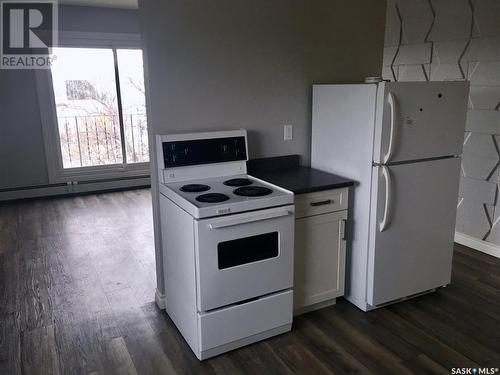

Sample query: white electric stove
[156,130,294,360]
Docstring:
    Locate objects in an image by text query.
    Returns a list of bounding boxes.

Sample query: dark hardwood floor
[1,189,499,374]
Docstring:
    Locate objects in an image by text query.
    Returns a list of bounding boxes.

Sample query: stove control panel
[162,136,247,168]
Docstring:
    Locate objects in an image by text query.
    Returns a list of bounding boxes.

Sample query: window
[217,232,279,269]
[116,49,149,164]
[50,47,148,170]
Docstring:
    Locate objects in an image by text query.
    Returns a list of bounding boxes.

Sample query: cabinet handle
[310,199,332,207]
[341,219,347,241]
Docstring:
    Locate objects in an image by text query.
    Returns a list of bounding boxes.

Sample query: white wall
[139,0,387,296]
[382,0,500,248]
[0,5,140,190]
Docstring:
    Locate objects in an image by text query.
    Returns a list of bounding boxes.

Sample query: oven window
[218,232,279,269]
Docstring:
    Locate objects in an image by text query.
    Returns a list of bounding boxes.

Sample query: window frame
[36,31,150,183]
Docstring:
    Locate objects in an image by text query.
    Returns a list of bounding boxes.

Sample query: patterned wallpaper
[382,0,500,246]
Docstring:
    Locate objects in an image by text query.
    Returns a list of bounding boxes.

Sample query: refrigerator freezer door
[367,157,461,307]
[373,81,469,164]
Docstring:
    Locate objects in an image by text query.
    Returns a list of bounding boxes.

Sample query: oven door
[194,205,294,312]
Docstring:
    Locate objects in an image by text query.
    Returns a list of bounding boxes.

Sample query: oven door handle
[208,209,293,229]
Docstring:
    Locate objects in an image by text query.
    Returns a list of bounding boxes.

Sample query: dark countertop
[247,155,355,195]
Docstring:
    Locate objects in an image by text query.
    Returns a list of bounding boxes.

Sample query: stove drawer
[198,289,293,353]
[195,205,294,311]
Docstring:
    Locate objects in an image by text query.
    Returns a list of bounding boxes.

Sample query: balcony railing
[57,114,149,169]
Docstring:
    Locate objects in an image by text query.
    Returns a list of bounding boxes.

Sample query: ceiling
[60,0,138,9]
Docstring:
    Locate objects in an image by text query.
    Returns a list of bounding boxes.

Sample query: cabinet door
[294,210,347,310]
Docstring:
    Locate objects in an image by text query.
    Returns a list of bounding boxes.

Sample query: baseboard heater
[0,175,151,202]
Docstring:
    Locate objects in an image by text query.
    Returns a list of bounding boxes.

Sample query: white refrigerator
[311,81,469,311]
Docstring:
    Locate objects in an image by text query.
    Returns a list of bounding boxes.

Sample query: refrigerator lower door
[367,157,461,307]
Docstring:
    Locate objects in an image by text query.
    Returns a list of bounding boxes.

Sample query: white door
[367,157,461,307]
[294,210,347,310]
[195,206,294,311]
[373,81,469,164]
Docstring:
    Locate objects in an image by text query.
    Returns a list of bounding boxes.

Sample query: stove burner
[233,186,273,197]
[196,193,230,203]
[180,184,211,193]
[223,178,253,187]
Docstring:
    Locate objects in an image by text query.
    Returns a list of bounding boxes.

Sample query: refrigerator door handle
[379,166,392,232]
[383,92,397,164]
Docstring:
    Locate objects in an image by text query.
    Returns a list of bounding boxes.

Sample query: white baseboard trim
[155,288,166,310]
[455,231,500,259]
[0,177,150,201]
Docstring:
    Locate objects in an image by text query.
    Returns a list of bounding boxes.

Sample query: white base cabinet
[293,188,348,314]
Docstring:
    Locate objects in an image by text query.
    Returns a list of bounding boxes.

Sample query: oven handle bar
[208,209,293,229]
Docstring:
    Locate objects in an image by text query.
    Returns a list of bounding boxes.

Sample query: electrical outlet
[284,124,293,141]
